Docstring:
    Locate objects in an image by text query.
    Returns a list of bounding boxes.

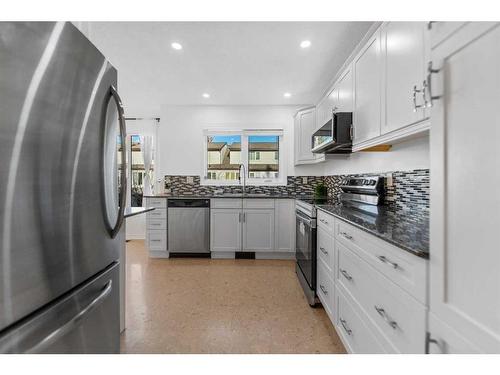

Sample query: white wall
[322,135,430,176]
[156,105,325,179]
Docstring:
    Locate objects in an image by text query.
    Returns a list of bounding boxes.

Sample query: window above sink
[202,129,285,186]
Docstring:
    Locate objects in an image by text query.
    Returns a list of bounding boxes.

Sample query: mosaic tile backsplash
[163,169,429,211]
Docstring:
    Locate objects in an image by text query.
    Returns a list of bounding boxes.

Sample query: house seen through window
[204,131,283,185]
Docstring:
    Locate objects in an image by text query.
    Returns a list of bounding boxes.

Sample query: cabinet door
[243,209,275,251]
[294,108,324,164]
[336,66,353,112]
[429,22,500,353]
[296,108,315,162]
[353,29,382,145]
[382,22,428,134]
[274,199,295,252]
[427,313,481,354]
[210,209,241,252]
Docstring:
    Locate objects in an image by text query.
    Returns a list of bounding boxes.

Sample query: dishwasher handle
[167,199,210,208]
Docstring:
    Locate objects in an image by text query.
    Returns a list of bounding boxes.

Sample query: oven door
[295,210,317,290]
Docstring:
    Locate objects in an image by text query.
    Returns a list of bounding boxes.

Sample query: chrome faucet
[238,163,246,196]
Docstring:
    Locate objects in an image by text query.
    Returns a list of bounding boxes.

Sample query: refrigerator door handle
[26,280,113,354]
[108,85,127,238]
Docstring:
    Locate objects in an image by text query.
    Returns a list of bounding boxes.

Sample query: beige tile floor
[121,240,346,354]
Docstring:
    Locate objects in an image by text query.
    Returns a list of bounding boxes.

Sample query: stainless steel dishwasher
[167,199,210,255]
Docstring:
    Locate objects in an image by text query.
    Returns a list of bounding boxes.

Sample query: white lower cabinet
[274,199,295,252]
[144,197,168,258]
[336,286,386,354]
[243,208,274,251]
[210,208,242,253]
[210,199,295,257]
[317,209,429,354]
[317,258,335,322]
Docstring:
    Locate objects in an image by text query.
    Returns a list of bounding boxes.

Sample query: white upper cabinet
[336,67,353,112]
[382,22,428,134]
[294,107,325,165]
[353,29,382,145]
[316,87,338,130]
[428,22,500,353]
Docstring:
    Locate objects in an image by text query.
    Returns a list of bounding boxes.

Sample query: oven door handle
[295,210,314,227]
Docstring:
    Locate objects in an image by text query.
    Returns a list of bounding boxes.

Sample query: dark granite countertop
[143,194,298,199]
[124,207,155,218]
[315,203,429,258]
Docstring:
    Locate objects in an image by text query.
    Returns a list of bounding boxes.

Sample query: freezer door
[0,22,125,331]
[0,262,119,354]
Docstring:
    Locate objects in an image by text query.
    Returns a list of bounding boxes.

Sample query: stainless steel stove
[295,176,385,306]
[339,176,385,214]
[295,197,331,306]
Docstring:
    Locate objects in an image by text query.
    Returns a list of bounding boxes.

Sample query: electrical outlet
[302,177,308,184]
[186,176,194,184]
[386,173,393,187]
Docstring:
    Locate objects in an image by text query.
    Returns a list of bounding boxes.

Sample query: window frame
[201,129,286,186]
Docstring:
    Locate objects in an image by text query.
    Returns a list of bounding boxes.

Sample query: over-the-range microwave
[311,111,353,154]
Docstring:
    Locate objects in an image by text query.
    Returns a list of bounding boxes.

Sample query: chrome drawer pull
[339,268,353,281]
[377,255,399,269]
[340,318,352,335]
[374,305,398,329]
[319,285,328,295]
[150,239,162,242]
[340,231,353,240]
[319,247,328,255]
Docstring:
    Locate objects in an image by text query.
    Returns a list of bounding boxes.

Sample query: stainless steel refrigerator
[0,22,127,353]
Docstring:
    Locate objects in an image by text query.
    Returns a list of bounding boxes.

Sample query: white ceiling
[88,22,373,106]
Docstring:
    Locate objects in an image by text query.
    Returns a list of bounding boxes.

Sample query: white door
[243,209,275,251]
[429,22,500,353]
[274,199,295,252]
[336,66,353,112]
[382,22,428,134]
[353,28,382,145]
[210,209,242,252]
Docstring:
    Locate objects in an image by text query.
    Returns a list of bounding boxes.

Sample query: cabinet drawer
[211,199,241,209]
[145,198,167,208]
[146,208,166,219]
[317,259,335,321]
[243,199,275,209]
[335,220,427,303]
[317,210,335,235]
[147,230,167,251]
[337,242,426,353]
[317,226,335,273]
[147,219,166,230]
[336,286,386,354]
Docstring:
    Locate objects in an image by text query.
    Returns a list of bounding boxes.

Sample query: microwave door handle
[331,107,337,142]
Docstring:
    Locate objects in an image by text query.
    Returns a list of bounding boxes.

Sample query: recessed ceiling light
[171,42,183,50]
[283,92,291,98]
[202,93,210,98]
[300,40,311,48]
